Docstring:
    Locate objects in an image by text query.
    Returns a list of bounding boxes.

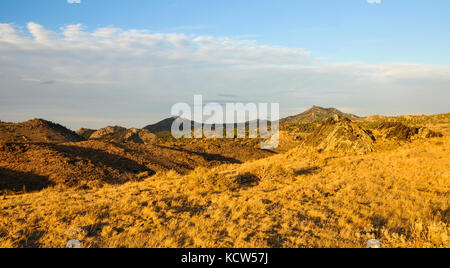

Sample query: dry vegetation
[0,113,449,248]
[0,140,272,194]
[0,119,83,143]
[0,136,448,248]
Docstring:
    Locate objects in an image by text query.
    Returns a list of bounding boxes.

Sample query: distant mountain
[89,126,128,139]
[281,106,359,123]
[0,119,84,143]
[144,117,191,133]
[144,117,273,134]
[144,106,357,133]
[88,126,157,144]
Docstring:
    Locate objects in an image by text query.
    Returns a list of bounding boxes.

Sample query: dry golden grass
[0,134,448,248]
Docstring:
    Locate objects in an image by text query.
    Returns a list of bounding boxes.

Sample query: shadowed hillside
[0,139,273,194]
[0,142,154,192]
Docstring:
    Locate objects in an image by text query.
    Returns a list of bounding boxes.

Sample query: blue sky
[0,0,449,129]
[2,0,449,64]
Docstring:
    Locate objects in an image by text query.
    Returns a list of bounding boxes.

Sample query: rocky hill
[281,106,359,123]
[374,122,443,141]
[0,119,84,143]
[144,117,272,137]
[144,117,191,133]
[302,118,444,153]
[303,118,375,153]
[87,126,158,144]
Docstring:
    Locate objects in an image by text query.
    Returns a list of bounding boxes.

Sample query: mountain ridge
[281,105,359,123]
[143,106,359,133]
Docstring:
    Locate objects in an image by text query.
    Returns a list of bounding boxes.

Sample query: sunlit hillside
[1,115,448,248]
[2,0,450,252]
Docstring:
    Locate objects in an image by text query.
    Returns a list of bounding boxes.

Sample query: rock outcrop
[89,126,127,140]
[89,126,157,144]
[303,118,375,153]
[76,128,96,140]
[376,122,443,141]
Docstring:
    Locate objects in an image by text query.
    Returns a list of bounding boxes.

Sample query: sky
[0,0,449,129]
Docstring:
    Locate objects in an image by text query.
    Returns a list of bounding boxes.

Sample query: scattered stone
[66,239,81,248]
[65,226,88,239]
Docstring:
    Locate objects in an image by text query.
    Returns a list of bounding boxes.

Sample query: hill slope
[281,106,359,123]
[303,118,375,153]
[0,139,273,193]
[0,135,448,248]
[0,119,84,143]
[144,117,188,133]
[89,126,158,144]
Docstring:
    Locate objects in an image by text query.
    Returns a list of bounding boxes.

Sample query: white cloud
[368,0,381,4]
[27,22,56,43]
[67,0,81,4]
[0,23,449,129]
